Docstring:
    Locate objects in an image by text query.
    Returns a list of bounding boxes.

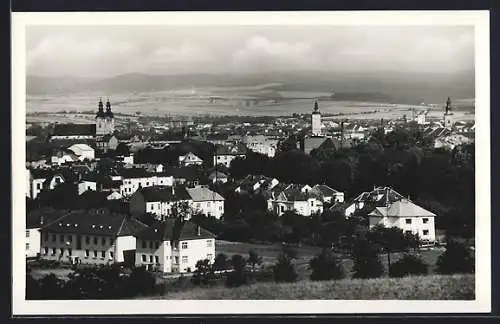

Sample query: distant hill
[27,69,474,105]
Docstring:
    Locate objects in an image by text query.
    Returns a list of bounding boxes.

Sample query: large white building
[119,168,174,197]
[39,209,148,265]
[134,220,216,273]
[368,198,436,242]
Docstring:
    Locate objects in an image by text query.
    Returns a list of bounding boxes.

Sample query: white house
[266,184,323,217]
[119,168,174,197]
[234,175,279,194]
[368,198,437,242]
[28,169,65,199]
[129,186,193,220]
[213,143,247,168]
[77,173,99,195]
[310,184,344,204]
[186,186,225,219]
[68,143,95,161]
[51,150,79,166]
[178,152,204,167]
[39,209,148,265]
[243,135,279,158]
[134,220,216,273]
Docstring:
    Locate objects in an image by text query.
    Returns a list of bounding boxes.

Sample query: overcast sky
[26,25,474,77]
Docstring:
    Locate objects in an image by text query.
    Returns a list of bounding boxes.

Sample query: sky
[26,25,475,78]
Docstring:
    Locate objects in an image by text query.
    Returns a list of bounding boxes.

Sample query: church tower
[443,96,454,129]
[96,97,106,136]
[311,100,322,136]
[104,98,115,134]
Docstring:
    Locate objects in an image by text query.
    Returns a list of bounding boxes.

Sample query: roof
[134,219,216,241]
[303,137,328,155]
[165,166,201,181]
[26,208,71,229]
[52,124,96,137]
[208,171,228,180]
[40,209,148,237]
[311,184,340,197]
[352,187,404,205]
[68,143,94,152]
[29,168,65,180]
[215,143,247,156]
[369,199,436,218]
[179,152,203,162]
[186,186,224,201]
[136,185,191,202]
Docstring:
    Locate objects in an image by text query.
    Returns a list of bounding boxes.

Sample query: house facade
[119,168,174,197]
[134,220,216,273]
[178,152,204,167]
[39,209,148,265]
[129,185,192,220]
[186,186,225,219]
[368,199,436,242]
[266,184,323,217]
[28,169,65,199]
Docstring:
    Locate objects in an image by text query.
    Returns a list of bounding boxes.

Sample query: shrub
[351,238,384,279]
[248,249,263,272]
[389,254,429,277]
[125,266,156,296]
[310,249,345,281]
[191,259,217,286]
[226,254,249,287]
[273,253,298,283]
[436,240,474,274]
[213,253,230,272]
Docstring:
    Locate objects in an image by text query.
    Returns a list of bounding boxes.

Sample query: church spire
[445,96,452,114]
[105,97,114,118]
[96,97,105,118]
[313,100,320,114]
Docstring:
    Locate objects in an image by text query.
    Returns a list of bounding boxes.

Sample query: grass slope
[157,274,474,300]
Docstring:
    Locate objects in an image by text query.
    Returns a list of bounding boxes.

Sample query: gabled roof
[179,152,203,162]
[134,219,216,241]
[136,185,191,202]
[311,184,340,197]
[52,124,96,137]
[208,171,228,180]
[40,209,148,237]
[352,186,404,205]
[186,186,224,201]
[68,143,94,152]
[369,199,436,218]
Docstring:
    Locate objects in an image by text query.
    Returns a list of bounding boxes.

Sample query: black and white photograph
[12,11,491,315]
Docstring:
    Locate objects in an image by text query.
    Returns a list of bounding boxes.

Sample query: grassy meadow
[152,274,474,300]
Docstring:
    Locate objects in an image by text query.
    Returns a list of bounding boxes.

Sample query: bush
[273,253,298,283]
[310,249,345,281]
[125,266,156,296]
[389,254,429,277]
[351,238,384,279]
[226,254,249,287]
[191,259,217,286]
[213,253,230,272]
[436,240,474,274]
[248,249,263,272]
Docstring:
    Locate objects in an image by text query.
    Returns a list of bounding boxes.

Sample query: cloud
[231,36,315,72]
[143,43,213,73]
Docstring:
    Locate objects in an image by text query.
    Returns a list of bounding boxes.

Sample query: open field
[150,274,474,300]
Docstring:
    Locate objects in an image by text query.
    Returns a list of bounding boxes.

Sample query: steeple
[312,100,320,114]
[445,96,452,115]
[105,97,114,118]
[96,97,105,118]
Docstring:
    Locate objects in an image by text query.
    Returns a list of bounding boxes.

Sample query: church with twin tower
[96,97,115,136]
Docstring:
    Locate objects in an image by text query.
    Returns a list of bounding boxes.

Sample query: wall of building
[135,239,172,273]
[172,238,215,273]
[115,235,136,263]
[26,228,41,258]
[78,181,97,195]
[191,200,224,219]
[369,216,436,242]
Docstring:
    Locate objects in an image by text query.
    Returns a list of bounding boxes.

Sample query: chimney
[197,225,201,236]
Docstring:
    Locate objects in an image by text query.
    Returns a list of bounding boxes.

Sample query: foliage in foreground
[436,240,475,274]
[389,254,429,278]
[309,249,345,281]
[351,238,384,279]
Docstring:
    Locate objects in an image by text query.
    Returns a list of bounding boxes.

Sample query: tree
[125,266,156,296]
[351,237,384,279]
[273,253,298,283]
[389,254,429,278]
[226,254,249,287]
[26,274,41,300]
[247,249,263,272]
[310,249,345,281]
[436,239,474,274]
[115,142,130,156]
[366,225,412,270]
[191,259,217,286]
[213,253,230,272]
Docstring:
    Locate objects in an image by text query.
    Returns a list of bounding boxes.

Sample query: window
[37,183,42,189]
[44,247,48,255]
[93,250,98,258]
[423,218,429,224]
[68,249,72,256]
[85,236,90,244]
[174,256,179,264]
[155,256,159,264]
[207,254,213,260]
[60,248,64,256]
[423,230,429,236]
[207,240,212,247]
[405,219,412,224]
[149,255,153,263]
[59,234,64,243]
[52,248,56,256]
[93,237,98,244]
[207,201,211,207]
[182,256,188,264]
[165,241,169,246]
[26,230,30,238]
[311,201,314,207]
[142,240,147,249]
[181,242,188,249]
[142,255,146,262]
[109,251,114,259]
[26,243,30,250]
[101,238,106,245]
[101,251,106,258]
[85,250,89,257]
[219,206,223,211]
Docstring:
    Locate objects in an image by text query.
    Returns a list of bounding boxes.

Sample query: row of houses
[26,208,216,273]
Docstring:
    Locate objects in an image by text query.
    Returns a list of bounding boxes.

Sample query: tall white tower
[311,100,322,136]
